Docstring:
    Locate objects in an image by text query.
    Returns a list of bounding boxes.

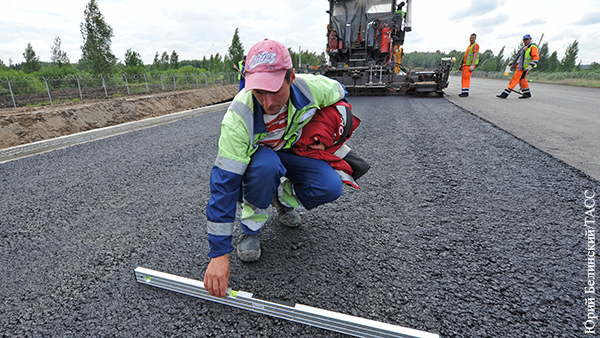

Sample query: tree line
[0,0,249,80]
[2,0,596,81]
[403,39,599,73]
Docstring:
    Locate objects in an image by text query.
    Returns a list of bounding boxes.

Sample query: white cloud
[524,18,546,26]
[473,13,510,34]
[0,0,598,66]
[575,10,600,25]
[448,0,503,22]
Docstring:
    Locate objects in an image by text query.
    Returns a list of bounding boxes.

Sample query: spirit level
[134,267,438,338]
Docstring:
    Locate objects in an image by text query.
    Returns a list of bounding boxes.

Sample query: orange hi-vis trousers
[461,66,473,91]
[508,70,529,91]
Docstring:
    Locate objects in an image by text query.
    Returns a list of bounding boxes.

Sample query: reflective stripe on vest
[229,99,256,145]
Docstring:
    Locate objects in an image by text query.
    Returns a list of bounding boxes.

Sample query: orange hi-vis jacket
[462,43,480,67]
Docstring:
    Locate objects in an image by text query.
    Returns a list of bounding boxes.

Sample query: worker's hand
[469,65,474,71]
[526,65,533,71]
[204,254,230,298]
[458,65,463,71]
[307,137,326,150]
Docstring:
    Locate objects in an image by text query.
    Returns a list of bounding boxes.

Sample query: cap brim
[245,69,287,93]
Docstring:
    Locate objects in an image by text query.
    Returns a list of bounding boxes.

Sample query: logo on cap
[248,51,277,71]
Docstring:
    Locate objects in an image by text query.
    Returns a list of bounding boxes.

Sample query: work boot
[236,234,261,262]
[518,92,532,99]
[458,92,468,97]
[272,197,301,228]
[496,91,508,99]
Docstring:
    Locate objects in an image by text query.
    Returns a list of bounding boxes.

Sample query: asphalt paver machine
[319,0,453,96]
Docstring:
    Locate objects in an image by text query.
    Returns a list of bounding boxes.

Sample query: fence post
[42,76,53,104]
[160,75,164,91]
[6,77,17,108]
[205,73,208,87]
[195,73,199,89]
[172,74,176,90]
[124,74,130,95]
[101,75,108,97]
[212,73,215,87]
[144,74,149,92]
[76,76,83,101]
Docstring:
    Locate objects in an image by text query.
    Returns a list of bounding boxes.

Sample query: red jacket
[292,101,362,188]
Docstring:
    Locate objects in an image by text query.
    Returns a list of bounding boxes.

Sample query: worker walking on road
[497,34,539,99]
[203,39,358,298]
[459,33,479,97]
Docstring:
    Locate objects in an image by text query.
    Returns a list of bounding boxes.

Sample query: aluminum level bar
[134,267,438,338]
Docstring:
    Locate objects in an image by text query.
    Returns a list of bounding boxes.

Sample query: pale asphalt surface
[446,74,600,181]
[1,82,598,337]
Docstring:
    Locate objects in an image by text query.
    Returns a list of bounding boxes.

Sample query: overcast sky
[1,0,599,67]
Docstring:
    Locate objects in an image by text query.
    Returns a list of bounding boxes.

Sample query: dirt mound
[0,85,238,149]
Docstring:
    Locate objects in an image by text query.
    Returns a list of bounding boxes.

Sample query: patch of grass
[25,98,82,108]
[61,98,81,103]
[26,101,51,107]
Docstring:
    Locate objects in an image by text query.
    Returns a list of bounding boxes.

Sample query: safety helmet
[523,34,532,40]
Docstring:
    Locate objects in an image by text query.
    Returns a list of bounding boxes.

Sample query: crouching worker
[203,39,368,298]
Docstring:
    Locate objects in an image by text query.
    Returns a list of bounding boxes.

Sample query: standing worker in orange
[458,33,479,97]
[497,34,539,99]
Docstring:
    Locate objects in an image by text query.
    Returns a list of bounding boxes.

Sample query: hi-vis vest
[464,43,479,66]
[524,43,538,69]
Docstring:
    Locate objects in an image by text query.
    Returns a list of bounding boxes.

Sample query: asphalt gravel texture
[1,95,597,337]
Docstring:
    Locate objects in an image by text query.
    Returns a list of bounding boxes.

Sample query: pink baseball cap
[245,39,293,92]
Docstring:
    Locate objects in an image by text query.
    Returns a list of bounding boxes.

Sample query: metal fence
[0,72,239,109]
[451,70,600,88]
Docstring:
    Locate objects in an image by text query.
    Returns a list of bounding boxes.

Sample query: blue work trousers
[240,146,343,234]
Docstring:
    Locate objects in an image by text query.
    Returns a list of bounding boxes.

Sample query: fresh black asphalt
[1,96,597,337]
